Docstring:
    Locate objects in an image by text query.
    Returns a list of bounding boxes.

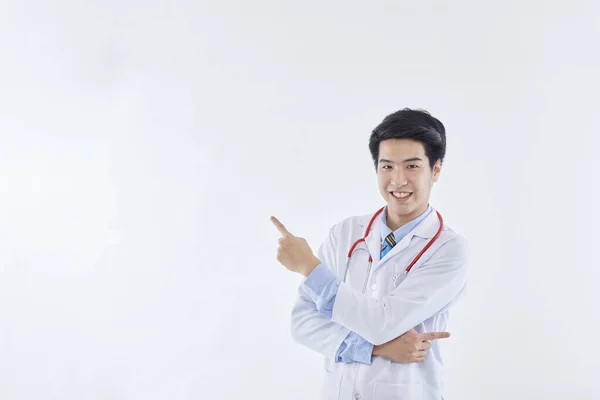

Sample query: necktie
[380,232,396,259]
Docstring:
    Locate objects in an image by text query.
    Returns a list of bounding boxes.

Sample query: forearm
[303,263,456,345]
[330,239,468,345]
[332,270,467,345]
[291,287,352,360]
[292,285,374,364]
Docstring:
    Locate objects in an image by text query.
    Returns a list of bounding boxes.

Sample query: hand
[372,329,450,363]
[271,216,321,277]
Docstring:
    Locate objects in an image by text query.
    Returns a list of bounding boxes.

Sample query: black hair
[369,108,446,169]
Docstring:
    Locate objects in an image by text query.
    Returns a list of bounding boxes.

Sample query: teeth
[393,192,411,198]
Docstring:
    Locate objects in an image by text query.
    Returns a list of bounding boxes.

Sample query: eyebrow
[379,157,423,164]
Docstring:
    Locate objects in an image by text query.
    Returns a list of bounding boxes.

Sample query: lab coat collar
[361,206,442,270]
[408,207,441,240]
[358,206,440,239]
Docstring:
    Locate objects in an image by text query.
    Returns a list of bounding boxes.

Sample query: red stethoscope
[343,206,444,282]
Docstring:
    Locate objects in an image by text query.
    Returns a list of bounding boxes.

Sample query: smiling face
[377,138,441,230]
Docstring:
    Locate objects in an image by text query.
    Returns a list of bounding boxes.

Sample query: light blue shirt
[302,205,433,364]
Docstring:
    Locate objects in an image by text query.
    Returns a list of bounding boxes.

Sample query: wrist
[301,258,321,277]
[372,344,382,357]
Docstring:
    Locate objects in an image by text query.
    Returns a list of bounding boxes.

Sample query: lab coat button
[371,284,377,290]
[354,394,361,400]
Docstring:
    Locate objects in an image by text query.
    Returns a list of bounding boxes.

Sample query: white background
[1,0,599,399]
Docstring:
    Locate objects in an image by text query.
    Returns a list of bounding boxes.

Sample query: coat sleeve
[331,236,469,346]
[290,224,352,361]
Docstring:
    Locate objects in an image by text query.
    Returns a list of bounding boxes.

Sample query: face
[377,139,441,228]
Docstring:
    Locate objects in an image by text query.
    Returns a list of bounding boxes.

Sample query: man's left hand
[271,216,321,277]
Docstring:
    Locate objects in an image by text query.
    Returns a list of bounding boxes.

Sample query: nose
[390,169,408,187]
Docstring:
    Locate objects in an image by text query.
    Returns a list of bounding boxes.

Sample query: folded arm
[290,225,374,364]
[303,237,468,346]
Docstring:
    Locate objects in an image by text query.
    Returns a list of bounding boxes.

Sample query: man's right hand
[372,329,450,363]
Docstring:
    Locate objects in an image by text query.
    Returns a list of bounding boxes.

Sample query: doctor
[272,108,468,400]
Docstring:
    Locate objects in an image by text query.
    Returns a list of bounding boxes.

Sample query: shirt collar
[380,204,433,243]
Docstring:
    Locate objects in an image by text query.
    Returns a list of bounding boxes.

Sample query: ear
[431,159,441,183]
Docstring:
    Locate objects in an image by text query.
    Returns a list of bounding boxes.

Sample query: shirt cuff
[302,263,337,303]
[351,338,374,365]
[335,332,374,365]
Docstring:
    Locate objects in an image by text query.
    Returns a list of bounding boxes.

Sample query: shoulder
[328,212,373,236]
[436,225,469,262]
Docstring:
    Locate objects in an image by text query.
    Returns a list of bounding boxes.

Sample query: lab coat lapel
[364,214,382,267]
[372,232,414,273]
[372,208,440,272]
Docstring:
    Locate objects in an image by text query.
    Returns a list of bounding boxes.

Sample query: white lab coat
[291,208,469,400]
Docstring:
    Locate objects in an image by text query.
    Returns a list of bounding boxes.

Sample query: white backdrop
[1,0,599,399]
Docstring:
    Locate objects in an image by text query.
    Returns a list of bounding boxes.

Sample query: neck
[386,205,428,232]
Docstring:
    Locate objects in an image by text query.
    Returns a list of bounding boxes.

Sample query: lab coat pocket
[373,382,423,399]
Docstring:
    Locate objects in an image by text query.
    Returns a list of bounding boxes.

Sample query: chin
[387,201,414,214]
[390,207,414,216]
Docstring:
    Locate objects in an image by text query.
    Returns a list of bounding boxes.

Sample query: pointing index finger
[419,332,451,341]
[270,216,291,236]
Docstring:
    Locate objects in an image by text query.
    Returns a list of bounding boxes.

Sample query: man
[272,108,469,399]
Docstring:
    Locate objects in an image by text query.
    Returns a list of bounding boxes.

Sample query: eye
[407,164,419,169]
[381,165,392,170]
